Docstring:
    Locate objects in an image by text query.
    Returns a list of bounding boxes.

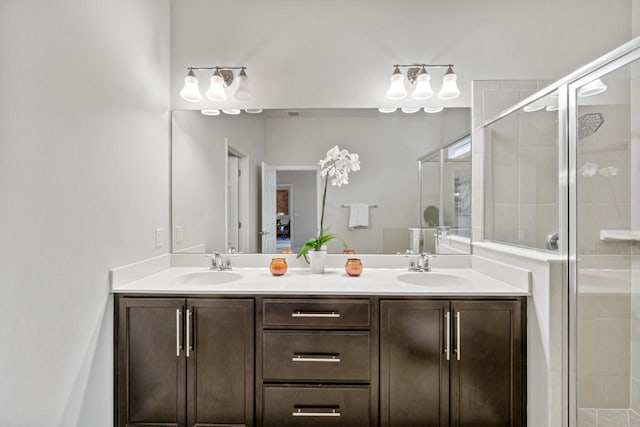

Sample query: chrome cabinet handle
[292,354,341,363]
[456,311,461,361]
[186,309,192,358]
[445,311,450,361]
[292,408,341,417]
[176,309,181,357]
[291,311,340,318]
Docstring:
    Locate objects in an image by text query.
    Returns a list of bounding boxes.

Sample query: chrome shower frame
[481,35,640,427]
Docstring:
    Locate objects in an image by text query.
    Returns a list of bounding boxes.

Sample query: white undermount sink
[175,271,242,285]
[396,272,468,288]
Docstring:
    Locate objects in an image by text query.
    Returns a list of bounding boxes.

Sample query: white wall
[0,1,170,425]
[264,110,469,253]
[172,111,265,253]
[170,0,631,110]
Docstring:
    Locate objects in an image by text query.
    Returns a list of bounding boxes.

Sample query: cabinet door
[380,300,450,427]
[450,300,523,427]
[117,298,186,427]
[187,298,254,427]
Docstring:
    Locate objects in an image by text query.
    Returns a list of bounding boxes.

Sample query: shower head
[578,113,604,140]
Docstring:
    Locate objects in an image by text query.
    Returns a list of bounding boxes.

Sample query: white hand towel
[348,204,370,229]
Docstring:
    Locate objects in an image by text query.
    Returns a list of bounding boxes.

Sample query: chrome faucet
[209,252,232,271]
[408,253,435,272]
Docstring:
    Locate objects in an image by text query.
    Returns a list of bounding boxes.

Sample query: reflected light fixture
[179,66,252,102]
[378,107,398,113]
[386,64,460,101]
[201,109,220,116]
[578,78,607,97]
[222,109,241,115]
[401,107,420,114]
[523,104,545,112]
[424,106,444,114]
[244,108,263,114]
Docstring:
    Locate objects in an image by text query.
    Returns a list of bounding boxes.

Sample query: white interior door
[261,162,277,253]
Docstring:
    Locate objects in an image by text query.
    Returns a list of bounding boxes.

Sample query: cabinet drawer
[263,385,370,427]
[263,331,370,382]
[263,299,370,328]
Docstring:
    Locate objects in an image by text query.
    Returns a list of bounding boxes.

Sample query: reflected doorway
[275,167,319,254]
[276,185,292,252]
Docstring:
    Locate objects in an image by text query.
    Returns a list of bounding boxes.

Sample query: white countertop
[111,267,529,296]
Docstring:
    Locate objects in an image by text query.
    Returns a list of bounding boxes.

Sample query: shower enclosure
[481,37,640,427]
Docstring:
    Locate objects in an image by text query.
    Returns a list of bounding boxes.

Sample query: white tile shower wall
[477,84,558,250]
[471,80,553,244]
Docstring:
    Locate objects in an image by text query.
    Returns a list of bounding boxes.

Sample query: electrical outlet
[154,228,163,248]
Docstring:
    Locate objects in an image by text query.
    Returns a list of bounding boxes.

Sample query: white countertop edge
[111,267,530,297]
[472,241,565,263]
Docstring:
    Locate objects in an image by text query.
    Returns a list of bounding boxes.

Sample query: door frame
[225,139,250,253]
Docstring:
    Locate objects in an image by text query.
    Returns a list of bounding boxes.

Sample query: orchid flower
[297,145,361,261]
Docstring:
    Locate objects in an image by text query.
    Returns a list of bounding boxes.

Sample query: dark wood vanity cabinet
[115,294,525,427]
[257,297,377,427]
[380,299,525,427]
[116,297,254,427]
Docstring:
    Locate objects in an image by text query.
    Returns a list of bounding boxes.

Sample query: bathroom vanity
[113,267,527,427]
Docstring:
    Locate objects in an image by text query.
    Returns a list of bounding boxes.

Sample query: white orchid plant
[297,145,361,261]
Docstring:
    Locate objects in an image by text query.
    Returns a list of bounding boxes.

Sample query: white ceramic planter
[308,249,327,274]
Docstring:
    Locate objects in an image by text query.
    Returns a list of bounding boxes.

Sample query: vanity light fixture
[244,108,263,114]
[386,64,460,101]
[401,107,420,114]
[423,106,444,114]
[201,109,221,116]
[179,66,252,102]
[378,107,398,113]
[222,108,242,115]
[578,78,607,97]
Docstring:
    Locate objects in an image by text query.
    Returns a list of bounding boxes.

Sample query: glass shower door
[573,57,640,427]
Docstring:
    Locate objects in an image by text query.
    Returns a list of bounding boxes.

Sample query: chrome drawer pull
[455,311,461,361]
[176,309,181,357]
[186,309,192,358]
[292,408,341,417]
[292,354,341,363]
[291,311,340,318]
[445,311,450,361]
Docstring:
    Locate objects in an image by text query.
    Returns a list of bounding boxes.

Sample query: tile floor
[579,408,640,427]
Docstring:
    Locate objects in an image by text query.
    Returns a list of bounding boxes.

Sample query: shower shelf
[599,230,640,241]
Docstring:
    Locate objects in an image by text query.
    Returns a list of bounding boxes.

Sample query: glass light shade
[401,107,420,114]
[412,72,433,99]
[523,104,545,112]
[423,106,444,113]
[578,78,607,97]
[244,108,263,114]
[378,107,397,113]
[179,73,202,102]
[201,109,220,116]
[222,109,241,115]
[438,70,460,100]
[234,71,253,101]
[386,69,408,100]
[206,73,227,101]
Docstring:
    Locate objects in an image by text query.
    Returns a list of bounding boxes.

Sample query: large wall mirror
[171,108,471,255]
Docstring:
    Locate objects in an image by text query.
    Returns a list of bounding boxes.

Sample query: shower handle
[546,232,559,251]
